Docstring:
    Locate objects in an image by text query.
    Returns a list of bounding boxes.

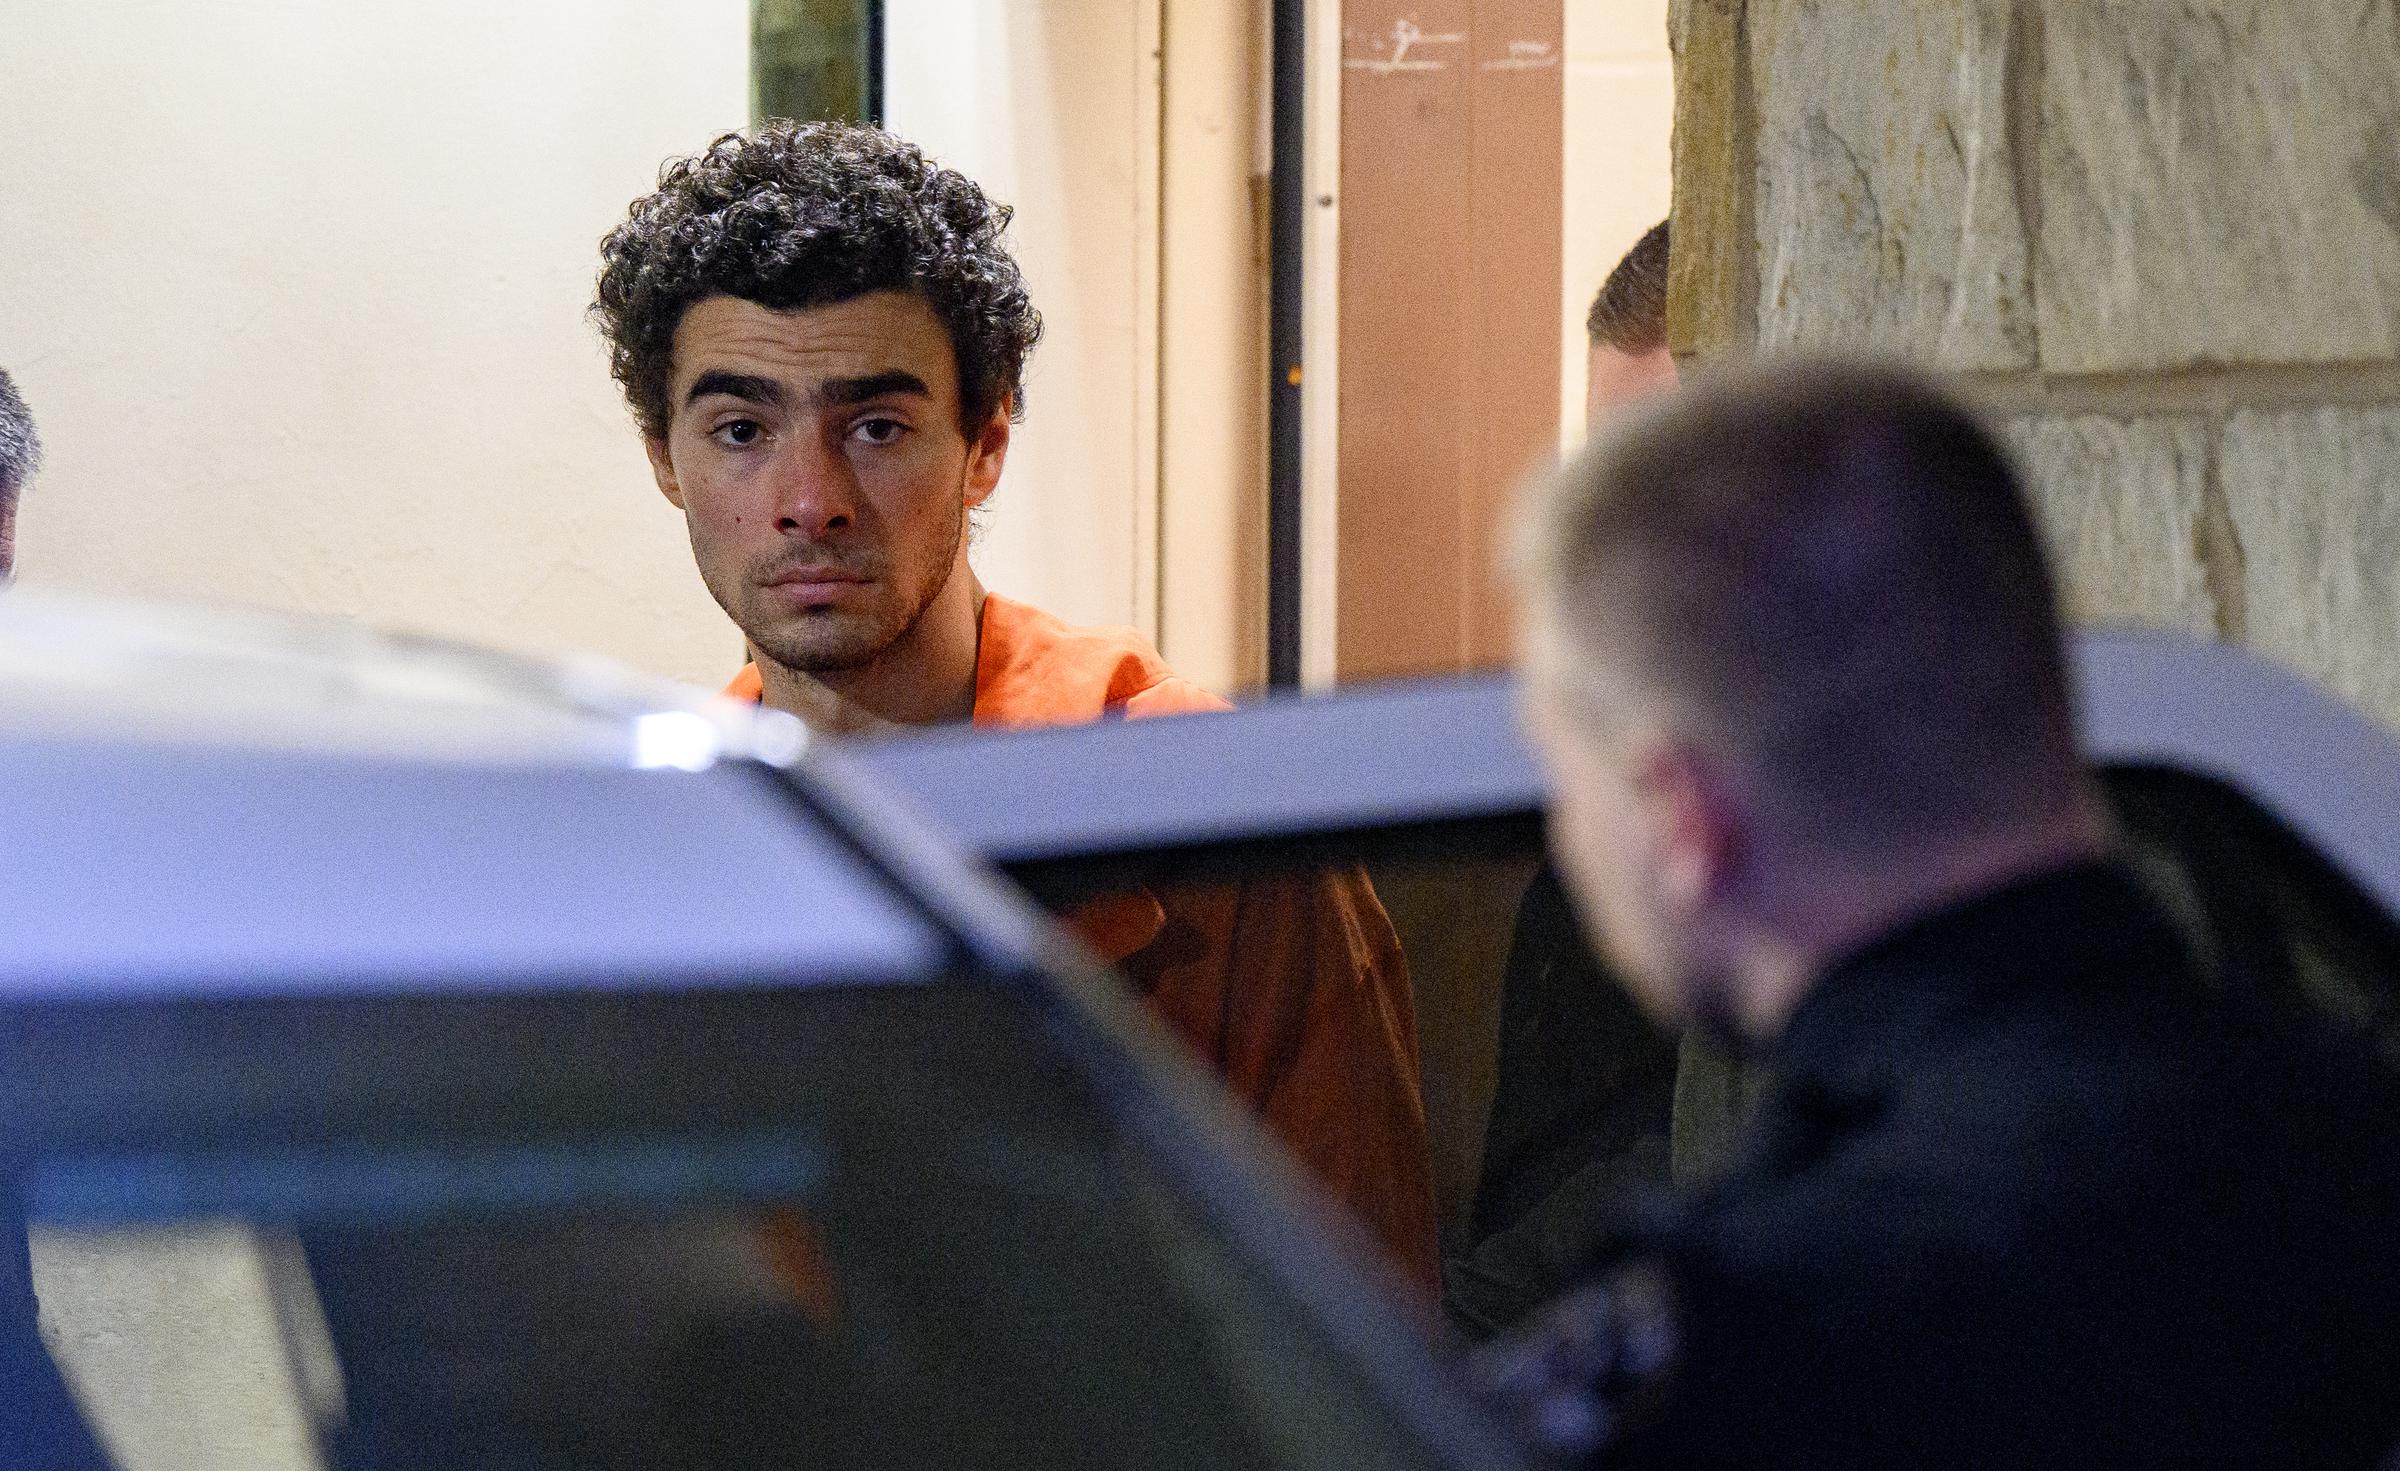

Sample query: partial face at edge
[1585,343,1679,434]
[1526,673,1683,1025]
[1523,625,1742,1031]
[646,292,1008,675]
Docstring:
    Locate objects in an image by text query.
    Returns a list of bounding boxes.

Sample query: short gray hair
[1520,358,2084,857]
[0,369,38,496]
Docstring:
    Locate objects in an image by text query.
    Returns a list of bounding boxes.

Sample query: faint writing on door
[1345,20,1562,77]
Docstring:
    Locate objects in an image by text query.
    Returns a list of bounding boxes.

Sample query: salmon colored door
[1336,1,1564,682]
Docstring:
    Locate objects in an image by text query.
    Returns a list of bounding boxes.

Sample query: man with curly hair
[594,122,1438,1287]
[0,367,39,582]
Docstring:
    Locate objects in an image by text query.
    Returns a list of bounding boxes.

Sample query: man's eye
[851,417,908,446]
[711,419,764,447]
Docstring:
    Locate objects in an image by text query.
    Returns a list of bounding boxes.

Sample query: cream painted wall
[1301,0,1346,688]
[1159,0,1272,694]
[1559,0,1675,451]
[882,0,1164,644]
[0,0,751,687]
[0,2,1664,692]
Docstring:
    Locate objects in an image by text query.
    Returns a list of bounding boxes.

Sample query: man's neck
[1729,798,2116,1043]
[758,561,986,730]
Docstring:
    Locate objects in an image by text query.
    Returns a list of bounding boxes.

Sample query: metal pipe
[1266,0,1308,690]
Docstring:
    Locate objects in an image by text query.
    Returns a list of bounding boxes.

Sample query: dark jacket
[1445,869,1679,1338]
[1566,862,2400,1470]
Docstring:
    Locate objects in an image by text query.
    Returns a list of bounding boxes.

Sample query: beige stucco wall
[0,0,753,687]
[1159,0,1274,694]
[884,0,1166,648]
[885,0,1282,696]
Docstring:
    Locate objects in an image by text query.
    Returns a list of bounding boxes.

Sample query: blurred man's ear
[964,401,1012,510]
[645,436,687,511]
[1635,742,1746,925]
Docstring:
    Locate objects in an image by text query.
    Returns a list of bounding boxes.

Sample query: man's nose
[771,434,860,537]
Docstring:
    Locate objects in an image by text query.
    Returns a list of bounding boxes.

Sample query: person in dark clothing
[1445,223,1688,1339]
[1447,870,1677,1339]
[1480,359,2400,1469]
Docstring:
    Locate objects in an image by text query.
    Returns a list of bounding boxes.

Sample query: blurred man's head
[0,369,38,582]
[1585,221,1676,430]
[592,122,1041,684]
[1517,361,2106,1040]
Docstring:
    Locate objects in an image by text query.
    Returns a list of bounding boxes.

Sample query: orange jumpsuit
[730,593,1440,1290]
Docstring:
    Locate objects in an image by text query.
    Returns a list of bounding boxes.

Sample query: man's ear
[644,435,686,511]
[1637,743,1746,922]
[963,401,1012,511]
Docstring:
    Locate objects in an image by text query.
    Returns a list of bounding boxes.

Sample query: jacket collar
[1768,860,2184,1096]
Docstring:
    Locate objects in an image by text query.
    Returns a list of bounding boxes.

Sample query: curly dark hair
[593,122,1042,440]
[0,367,37,496]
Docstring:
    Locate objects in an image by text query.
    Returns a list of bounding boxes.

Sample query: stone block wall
[1667,0,2400,726]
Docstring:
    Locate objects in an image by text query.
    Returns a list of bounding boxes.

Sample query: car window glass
[1019,833,1678,1268]
[6,982,1458,1471]
[1017,760,2400,1341]
[2106,763,2400,1067]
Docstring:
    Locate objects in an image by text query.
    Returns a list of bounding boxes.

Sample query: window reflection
[752,0,882,126]
[6,983,1436,1468]
[1024,762,2400,1340]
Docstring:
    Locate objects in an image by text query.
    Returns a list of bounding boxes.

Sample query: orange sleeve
[1122,867,1440,1295]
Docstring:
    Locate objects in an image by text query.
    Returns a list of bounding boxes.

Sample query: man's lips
[762,567,873,609]
[764,568,872,589]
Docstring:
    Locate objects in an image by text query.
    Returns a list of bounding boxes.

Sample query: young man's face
[646,291,1008,675]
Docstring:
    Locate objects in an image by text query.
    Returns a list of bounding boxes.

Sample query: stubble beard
[739,488,968,678]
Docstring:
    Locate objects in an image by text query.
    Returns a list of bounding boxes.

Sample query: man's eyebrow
[818,371,931,407]
[685,371,784,408]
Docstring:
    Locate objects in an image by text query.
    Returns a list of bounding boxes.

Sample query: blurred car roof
[0,590,948,998]
[848,630,2400,920]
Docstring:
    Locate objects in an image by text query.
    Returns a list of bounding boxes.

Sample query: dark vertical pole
[864,1,886,125]
[1266,0,1307,691]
